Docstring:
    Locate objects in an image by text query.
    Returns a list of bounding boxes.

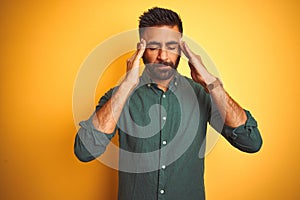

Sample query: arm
[94,39,146,133]
[74,89,116,162]
[74,39,146,162]
[180,41,262,152]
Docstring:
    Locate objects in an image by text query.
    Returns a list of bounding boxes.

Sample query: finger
[127,39,146,69]
[181,41,195,59]
[134,39,146,60]
[128,51,138,62]
[127,42,141,64]
[180,41,190,59]
[188,62,196,70]
[129,39,145,63]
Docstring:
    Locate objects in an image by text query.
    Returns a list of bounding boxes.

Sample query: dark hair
[139,7,183,36]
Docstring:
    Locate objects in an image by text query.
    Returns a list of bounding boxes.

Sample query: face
[141,26,181,81]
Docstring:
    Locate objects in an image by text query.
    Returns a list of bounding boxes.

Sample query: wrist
[202,73,216,85]
[205,77,223,93]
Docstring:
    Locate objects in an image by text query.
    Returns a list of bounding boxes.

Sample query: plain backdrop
[0,0,299,199]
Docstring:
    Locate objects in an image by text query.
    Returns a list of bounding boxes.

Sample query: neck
[152,76,174,92]
[154,77,173,92]
[144,68,176,92]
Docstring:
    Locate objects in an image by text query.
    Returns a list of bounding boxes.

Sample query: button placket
[158,92,167,199]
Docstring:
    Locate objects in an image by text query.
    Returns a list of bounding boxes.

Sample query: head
[139,7,183,36]
[139,7,183,81]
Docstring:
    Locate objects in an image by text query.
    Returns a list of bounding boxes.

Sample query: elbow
[246,137,263,153]
[74,147,96,162]
[238,132,263,153]
[74,116,114,163]
[74,133,97,162]
[251,133,263,153]
[247,127,263,153]
[226,110,263,154]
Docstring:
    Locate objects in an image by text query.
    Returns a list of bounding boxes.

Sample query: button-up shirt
[74,71,262,200]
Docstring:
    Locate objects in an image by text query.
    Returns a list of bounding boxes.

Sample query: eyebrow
[166,41,179,45]
[146,41,179,46]
[146,41,161,46]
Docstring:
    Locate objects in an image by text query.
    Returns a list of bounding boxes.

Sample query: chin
[146,66,176,81]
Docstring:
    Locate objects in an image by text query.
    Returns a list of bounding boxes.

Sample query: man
[74,7,262,200]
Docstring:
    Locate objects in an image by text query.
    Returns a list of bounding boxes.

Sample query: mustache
[148,61,176,69]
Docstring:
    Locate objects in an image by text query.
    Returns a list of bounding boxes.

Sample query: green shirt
[74,71,262,200]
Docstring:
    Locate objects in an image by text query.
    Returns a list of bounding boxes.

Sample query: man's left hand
[180,41,216,87]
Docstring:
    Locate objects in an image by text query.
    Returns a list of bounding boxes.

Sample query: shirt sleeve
[74,88,117,162]
[221,110,263,153]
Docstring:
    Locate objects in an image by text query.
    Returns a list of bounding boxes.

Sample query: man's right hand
[92,39,146,133]
[125,39,146,86]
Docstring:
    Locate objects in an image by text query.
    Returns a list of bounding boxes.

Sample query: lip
[153,64,171,69]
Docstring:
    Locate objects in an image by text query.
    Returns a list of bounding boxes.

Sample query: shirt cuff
[221,109,262,153]
[227,110,257,140]
[79,112,116,146]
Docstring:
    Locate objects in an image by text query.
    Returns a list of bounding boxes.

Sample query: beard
[143,56,181,81]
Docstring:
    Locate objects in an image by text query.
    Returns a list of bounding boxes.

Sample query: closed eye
[166,45,180,52]
[149,47,159,50]
[146,45,160,51]
[167,46,177,50]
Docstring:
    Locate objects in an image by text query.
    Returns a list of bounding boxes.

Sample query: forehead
[141,26,181,43]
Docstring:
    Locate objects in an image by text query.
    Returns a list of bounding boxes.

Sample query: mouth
[152,63,173,69]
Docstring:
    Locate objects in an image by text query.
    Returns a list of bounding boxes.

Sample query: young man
[74,7,262,200]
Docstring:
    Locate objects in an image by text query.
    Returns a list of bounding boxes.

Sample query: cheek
[143,51,157,63]
[170,53,180,63]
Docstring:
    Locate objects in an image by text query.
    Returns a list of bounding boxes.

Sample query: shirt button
[147,84,151,87]
[162,94,166,98]
[161,165,166,169]
[160,189,165,194]
[174,81,178,86]
[162,140,167,145]
[162,116,166,120]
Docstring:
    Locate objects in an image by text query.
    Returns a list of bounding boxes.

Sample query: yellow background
[1,0,299,199]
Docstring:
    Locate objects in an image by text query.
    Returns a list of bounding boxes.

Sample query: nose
[157,48,168,61]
